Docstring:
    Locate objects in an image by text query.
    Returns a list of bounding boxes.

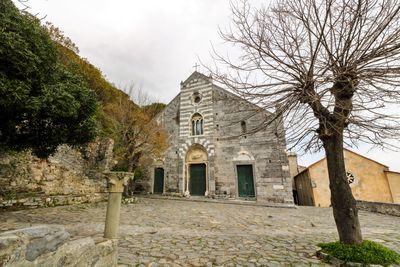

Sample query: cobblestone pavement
[0,197,399,266]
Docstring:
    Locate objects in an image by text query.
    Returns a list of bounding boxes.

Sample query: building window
[346,171,355,184]
[241,121,246,133]
[191,113,203,135]
[192,92,202,105]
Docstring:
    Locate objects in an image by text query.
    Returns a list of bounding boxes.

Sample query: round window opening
[346,171,355,184]
[192,92,202,104]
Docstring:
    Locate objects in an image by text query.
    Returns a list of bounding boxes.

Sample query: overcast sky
[14,0,400,171]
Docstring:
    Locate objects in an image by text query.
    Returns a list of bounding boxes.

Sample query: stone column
[103,172,133,239]
[185,163,190,197]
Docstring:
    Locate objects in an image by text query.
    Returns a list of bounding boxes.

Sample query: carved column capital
[104,172,134,193]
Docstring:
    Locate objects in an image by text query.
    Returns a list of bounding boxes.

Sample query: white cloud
[15,0,233,102]
[12,0,400,171]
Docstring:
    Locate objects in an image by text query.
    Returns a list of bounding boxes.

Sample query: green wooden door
[190,164,206,196]
[154,168,164,194]
[237,165,255,198]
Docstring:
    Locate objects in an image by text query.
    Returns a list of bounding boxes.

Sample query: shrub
[318,240,400,266]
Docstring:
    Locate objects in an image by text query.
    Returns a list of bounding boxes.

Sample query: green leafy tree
[0,0,97,158]
[45,22,128,137]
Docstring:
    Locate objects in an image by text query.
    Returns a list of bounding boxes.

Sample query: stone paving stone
[0,197,399,266]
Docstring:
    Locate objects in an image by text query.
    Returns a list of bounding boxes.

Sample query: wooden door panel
[154,168,164,194]
[237,165,255,197]
[190,164,206,196]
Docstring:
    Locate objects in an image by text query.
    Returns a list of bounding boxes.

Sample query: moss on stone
[318,240,400,266]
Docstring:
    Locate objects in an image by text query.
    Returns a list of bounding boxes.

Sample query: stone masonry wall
[159,94,181,193]
[0,225,117,267]
[146,72,293,203]
[357,200,400,217]
[0,138,114,210]
[213,87,293,203]
[178,74,216,194]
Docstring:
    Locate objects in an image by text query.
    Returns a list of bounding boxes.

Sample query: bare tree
[106,85,167,173]
[207,0,400,244]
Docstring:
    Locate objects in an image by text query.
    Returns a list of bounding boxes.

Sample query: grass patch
[318,240,400,266]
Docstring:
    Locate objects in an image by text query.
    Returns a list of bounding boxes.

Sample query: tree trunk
[124,162,135,197]
[322,133,363,245]
[127,161,134,173]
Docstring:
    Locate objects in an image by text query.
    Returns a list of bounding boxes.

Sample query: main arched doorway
[185,145,208,196]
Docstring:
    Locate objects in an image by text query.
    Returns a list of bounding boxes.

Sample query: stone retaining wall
[0,138,113,210]
[0,225,117,267]
[357,200,400,217]
[0,193,107,211]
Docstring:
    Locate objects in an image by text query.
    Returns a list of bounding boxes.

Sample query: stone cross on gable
[193,63,200,72]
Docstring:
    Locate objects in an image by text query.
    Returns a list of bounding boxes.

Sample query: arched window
[191,113,203,135]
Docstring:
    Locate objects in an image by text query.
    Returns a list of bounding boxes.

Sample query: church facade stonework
[148,72,293,203]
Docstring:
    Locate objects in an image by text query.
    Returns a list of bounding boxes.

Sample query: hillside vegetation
[0,0,167,174]
[47,23,168,173]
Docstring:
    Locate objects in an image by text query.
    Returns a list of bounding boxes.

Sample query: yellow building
[293,149,400,207]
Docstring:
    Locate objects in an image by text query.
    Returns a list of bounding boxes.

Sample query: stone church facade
[147,71,293,203]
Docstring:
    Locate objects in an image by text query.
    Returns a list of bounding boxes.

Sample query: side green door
[190,164,206,196]
[237,165,255,198]
[154,168,164,194]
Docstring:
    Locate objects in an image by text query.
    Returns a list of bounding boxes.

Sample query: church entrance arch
[185,145,208,196]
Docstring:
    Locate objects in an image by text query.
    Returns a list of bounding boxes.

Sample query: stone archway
[185,145,208,196]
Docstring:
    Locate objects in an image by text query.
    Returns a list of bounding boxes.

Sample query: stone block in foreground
[0,225,117,267]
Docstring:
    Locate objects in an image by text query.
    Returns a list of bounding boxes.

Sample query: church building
[147,71,293,204]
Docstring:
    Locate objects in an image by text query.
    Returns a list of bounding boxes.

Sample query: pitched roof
[181,71,212,86]
[345,148,389,168]
[295,148,389,177]
[168,71,274,116]
[384,170,400,175]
